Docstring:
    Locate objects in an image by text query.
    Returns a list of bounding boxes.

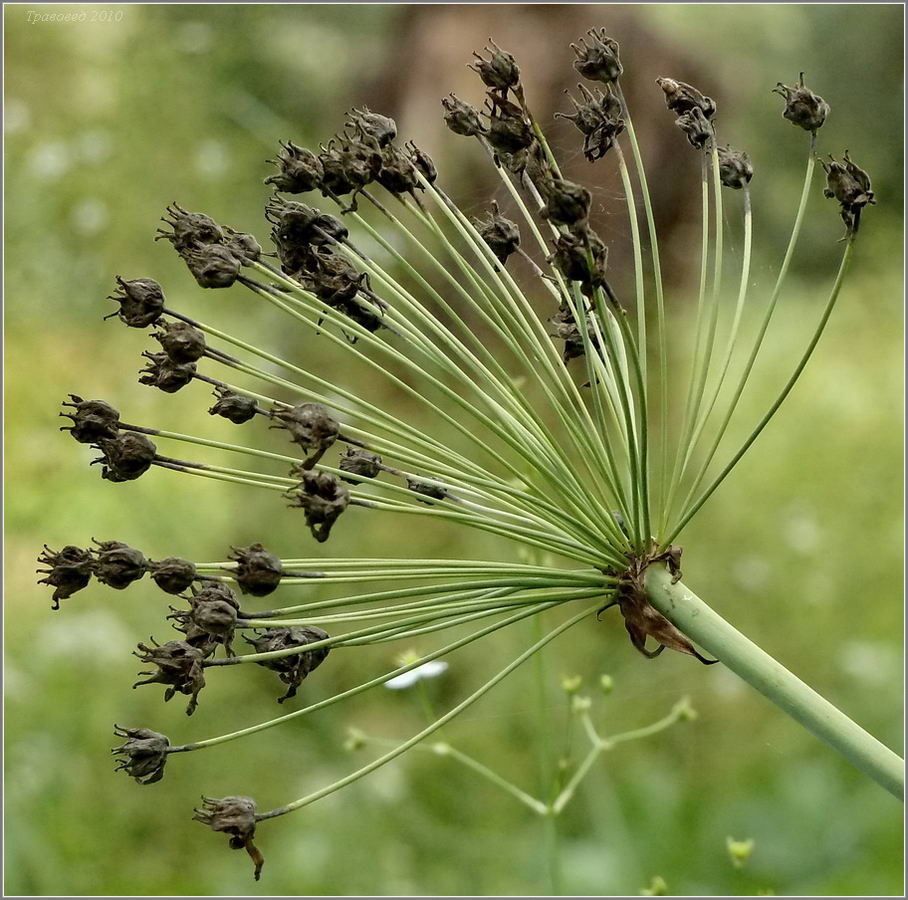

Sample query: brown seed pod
[112,725,170,785]
[105,276,165,328]
[36,544,95,609]
[133,638,208,715]
[229,543,284,597]
[244,625,331,702]
[193,796,264,881]
[269,402,339,469]
[59,394,120,444]
[92,539,147,590]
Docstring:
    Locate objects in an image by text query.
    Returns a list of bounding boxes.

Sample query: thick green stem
[644,566,904,800]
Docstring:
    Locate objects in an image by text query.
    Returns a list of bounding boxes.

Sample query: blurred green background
[5,4,903,896]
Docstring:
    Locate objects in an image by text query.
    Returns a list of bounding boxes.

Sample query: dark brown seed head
[112,725,170,785]
[773,73,829,133]
[244,625,330,702]
[133,638,207,715]
[286,470,350,543]
[157,203,224,252]
[193,796,264,881]
[105,276,165,328]
[675,107,714,150]
[571,27,623,85]
[469,39,520,91]
[338,447,383,482]
[92,431,157,482]
[229,543,284,597]
[92,539,147,590]
[223,227,263,264]
[139,351,197,394]
[377,143,419,196]
[346,107,398,148]
[148,557,197,594]
[208,388,259,425]
[406,141,437,184]
[407,477,449,503]
[182,244,242,289]
[269,402,339,469]
[170,584,240,656]
[539,177,592,228]
[59,394,120,444]
[656,77,716,119]
[472,200,520,263]
[717,146,754,189]
[556,83,625,162]
[36,544,95,609]
[152,320,207,364]
[442,94,487,137]
[548,230,608,296]
[264,140,325,194]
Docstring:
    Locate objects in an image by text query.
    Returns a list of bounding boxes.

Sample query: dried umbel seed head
[822,152,875,236]
[265,140,324,194]
[571,27,623,85]
[406,141,437,184]
[208,388,259,425]
[548,230,608,296]
[442,94,487,137]
[717,146,754,190]
[92,540,147,590]
[675,107,714,150]
[556,83,625,162]
[182,244,242,289]
[92,431,157,482]
[133,638,207,715]
[59,394,120,443]
[656,78,717,119]
[157,203,224,252]
[139,351,197,394]
[171,582,241,655]
[269,402,339,469]
[105,276,165,328]
[245,625,331,702]
[229,543,284,597]
[485,93,534,156]
[193,796,264,881]
[773,73,829,133]
[472,201,520,263]
[36,544,95,609]
[346,107,398,148]
[287,470,350,543]
[111,725,169,785]
[377,144,419,196]
[152,320,207,364]
[338,447,383,482]
[539,177,592,228]
[407,477,449,503]
[148,557,197,594]
[223,227,263,264]
[469,38,520,92]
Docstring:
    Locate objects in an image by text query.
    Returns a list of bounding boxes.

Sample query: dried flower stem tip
[112,725,169,785]
[105,276,165,328]
[286,470,350,543]
[244,625,330,702]
[571,27,623,85]
[36,544,94,608]
[773,72,829,133]
[193,796,264,880]
[470,39,521,92]
[60,394,120,443]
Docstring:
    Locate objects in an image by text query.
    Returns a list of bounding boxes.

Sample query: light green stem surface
[645,567,904,800]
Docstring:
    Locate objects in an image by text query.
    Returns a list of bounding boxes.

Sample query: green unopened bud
[561,674,583,695]
[344,727,368,752]
[640,875,667,896]
[726,836,755,869]
[599,674,614,695]
[571,694,592,715]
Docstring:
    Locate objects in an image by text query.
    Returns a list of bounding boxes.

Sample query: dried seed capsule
[111,725,170,785]
[549,303,601,363]
[656,78,716,119]
[264,140,324,194]
[717,146,754,190]
[92,539,147,590]
[59,394,120,443]
[170,583,240,657]
[548,230,608,296]
[318,133,383,201]
[472,201,520,263]
[105,276,165,328]
[139,351,197,394]
[244,625,330,703]
[229,543,283,597]
[92,431,157,482]
[675,107,714,150]
[556,83,625,161]
[406,142,437,184]
[182,244,242,289]
[209,388,259,425]
[407,477,449,503]
[485,93,534,156]
[133,638,207,715]
[153,320,207,364]
[442,94,487,137]
[346,107,398,148]
[148,557,197,594]
[539,177,591,228]
[193,796,264,881]
[773,73,829,133]
[36,544,95,609]
[223,227,263,264]
[338,447,383,482]
[571,28,623,85]
[287,470,350,543]
[469,39,520,91]
[269,402,339,469]
[377,144,419,196]
[822,152,875,236]
[266,197,348,248]
[157,203,224,252]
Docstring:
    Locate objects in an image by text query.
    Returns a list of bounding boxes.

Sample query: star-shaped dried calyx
[556,83,625,161]
[472,201,520,264]
[91,540,147,590]
[156,203,225,253]
[139,351,197,394]
[229,543,284,597]
[773,72,829,133]
[376,143,419,197]
[675,107,714,150]
[36,544,95,609]
[193,796,265,881]
[104,276,165,328]
[133,638,208,715]
[147,557,198,594]
[170,582,241,657]
[470,38,520,92]
[717,146,754,190]
[269,402,339,469]
[338,447,383,482]
[112,725,170,785]
[244,625,330,702]
[286,470,350,543]
[571,27,623,85]
[317,132,383,205]
[152,320,207,364]
[92,431,157,482]
[209,388,259,425]
[265,140,324,194]
[59,394,120,444]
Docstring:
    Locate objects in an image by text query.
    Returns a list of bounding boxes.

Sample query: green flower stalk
[38,24,900,882]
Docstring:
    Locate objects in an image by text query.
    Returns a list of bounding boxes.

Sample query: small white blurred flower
[385,659,448,690]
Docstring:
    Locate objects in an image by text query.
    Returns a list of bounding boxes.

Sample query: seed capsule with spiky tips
[822,152,875,237]
[472,201,520,264]
[656,78,716,119]
[244,625,330,703]
[156,203,224,252]
[442,94,487,137]
[193,796,264,881]
[182,243,242,289]
[287,470,350,543]
[208,387,259,425]
[717,146,754,190]
[36,544,95,609]
[265,140,324,194]
[139,351,197,394]
[92,431,157,482]
[338,447,383,482]
[92,540,147,590]
[112,725,170,785]
[773,73,829,133]
[406,142,437,185]
[104,276,165,328]
[548,230,608,296]
[229,543,284,597]
[407,477,449,503]
[556,83,625,162]
[484,92,534,156]
[223,226,263,264]
[571,27,623,85]
[152,320,207,364]
[148,557,197,595]
[675,107,714,150]
[318,133,383,202]
[377,143,419,196]
[269,402,339,469]
[346,107,397,148]
[469,38,520,92]
[170,583,241,656]
[266,197,348,249]
[133,638,207,715]
[539,176,592,228]
[59,394,120,444]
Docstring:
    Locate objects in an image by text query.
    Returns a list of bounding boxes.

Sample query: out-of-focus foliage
[5,4,903,896]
